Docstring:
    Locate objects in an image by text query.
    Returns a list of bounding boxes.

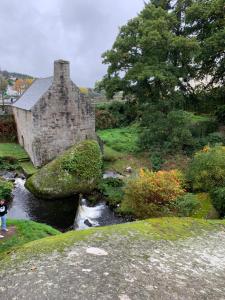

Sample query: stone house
[13,60,96,167]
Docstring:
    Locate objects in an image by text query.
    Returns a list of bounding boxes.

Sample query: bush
[95,100,139,130]
[0,178,13,199]
[98,177,124,207]
[215,105,225,124]
[210,187,225,217]
[139,110,195,154]
[186,145,225,192]
[0,115,17,142]
[150,152,165,171]
[173,193,199,217]
[204,132,225,145]
[121,169,185,218]
[0,157,19,171]
[95,110,117,130]
[190,119,218,139]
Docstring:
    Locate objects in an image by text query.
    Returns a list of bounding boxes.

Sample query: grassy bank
[0,143,29,161]
[98,125,139,153]
[0,219,60,258]
[98,125,151,174]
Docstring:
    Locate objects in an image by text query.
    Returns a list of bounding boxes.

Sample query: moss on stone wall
[1,217,225,270]
[25,140,102,199]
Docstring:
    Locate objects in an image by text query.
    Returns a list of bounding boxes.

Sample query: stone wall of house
[13,107,34,158]
[15,60,96,167]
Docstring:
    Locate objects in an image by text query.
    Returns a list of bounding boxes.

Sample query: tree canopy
[100,0,225,152]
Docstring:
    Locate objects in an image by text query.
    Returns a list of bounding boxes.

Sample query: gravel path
[1,231,225,299]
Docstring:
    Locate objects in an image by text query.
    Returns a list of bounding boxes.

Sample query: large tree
[101,0,224,152]
[186,0,225,88]
[101,1,199,151]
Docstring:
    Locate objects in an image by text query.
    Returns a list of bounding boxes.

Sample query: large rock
[25,140,102,199]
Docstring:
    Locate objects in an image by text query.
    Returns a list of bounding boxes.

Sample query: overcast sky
[0,0,144,87]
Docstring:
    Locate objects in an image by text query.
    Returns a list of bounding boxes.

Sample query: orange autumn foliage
[13,78,33,95]
[123,169,185,218]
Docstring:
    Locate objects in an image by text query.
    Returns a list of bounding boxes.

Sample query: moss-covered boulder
[25,140,102,199]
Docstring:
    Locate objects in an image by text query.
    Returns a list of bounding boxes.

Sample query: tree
[101,1,199,151]
[13,78,33,95]
[186,0,225,88]
[0,75,8,110]
[24,78,33,89]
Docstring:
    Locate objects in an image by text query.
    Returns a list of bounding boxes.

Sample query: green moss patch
[1,217,225,270]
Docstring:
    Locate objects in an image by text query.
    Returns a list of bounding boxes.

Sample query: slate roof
[13,77,53,110]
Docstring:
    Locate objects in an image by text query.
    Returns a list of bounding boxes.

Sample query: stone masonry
[13,60,96,167]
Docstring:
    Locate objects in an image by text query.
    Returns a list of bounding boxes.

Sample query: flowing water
[74,198,124,230]
[8,178,78,231]
[4,172,125,231]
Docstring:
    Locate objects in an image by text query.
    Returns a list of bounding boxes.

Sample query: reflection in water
[8,178,78,231]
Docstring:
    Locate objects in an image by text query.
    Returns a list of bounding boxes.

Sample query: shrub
[95,100,139,130]
[190,119,218,138]
[173,193,199,217]
[210,187,225,217]
[98,177,124,207]
[122,169,185,218]
[150,152,164,171]
[215,105,225,124]
[197,132,225,148]
[139,110,195,154]
[186,145,225,192]
[0,178,13,199]
[0,157,19,171]
[0,115,17,142]
[95,110,117,130]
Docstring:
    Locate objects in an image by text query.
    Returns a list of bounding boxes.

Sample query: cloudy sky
[0,0,144,87]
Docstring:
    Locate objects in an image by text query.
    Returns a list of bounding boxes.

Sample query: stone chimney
[53,59,70,82]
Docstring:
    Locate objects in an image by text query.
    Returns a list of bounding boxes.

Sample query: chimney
[53,59,70,82]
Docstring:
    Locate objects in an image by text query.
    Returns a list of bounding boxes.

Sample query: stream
[3,172,125,231]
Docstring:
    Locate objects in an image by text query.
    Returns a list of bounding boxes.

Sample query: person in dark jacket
[0,199,8,237]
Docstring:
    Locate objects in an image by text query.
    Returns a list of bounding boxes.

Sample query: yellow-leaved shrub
[121,169,185,218]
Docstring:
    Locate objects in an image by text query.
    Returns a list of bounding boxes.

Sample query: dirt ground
[0,226,16,239]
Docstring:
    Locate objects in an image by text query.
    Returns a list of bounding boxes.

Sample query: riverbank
[0,219,59,258]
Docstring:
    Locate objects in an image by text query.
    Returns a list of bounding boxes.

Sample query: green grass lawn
[0,143,29,161]
[187,112,212,123]
[0,219,60,259]
[98,126,151,174]
[98,125,139,153]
